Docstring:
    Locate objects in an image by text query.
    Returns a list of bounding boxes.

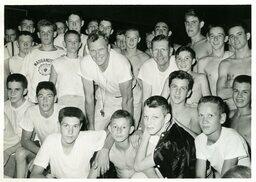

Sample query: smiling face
[175,50,194,72]
[228,26,249,51]
[198,102,225,137]
[151,39,170,67]
[7,81,27,105]
[109,118,133,142]
[170,78,190,104]
[184,15,202,38]
[18,35,33,55]
[88,37,110,68]
[125,30,140,49]
[208,27,226,50]
[154,22,169,36]
[61,116,82,145]
[233,82,251,108]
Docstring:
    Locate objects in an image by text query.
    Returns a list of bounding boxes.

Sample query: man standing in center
[80,30,133,130]
[138,35,178,103]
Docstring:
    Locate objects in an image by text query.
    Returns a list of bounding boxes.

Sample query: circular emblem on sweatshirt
[38,63,51,76]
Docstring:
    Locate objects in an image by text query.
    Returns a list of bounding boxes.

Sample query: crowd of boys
[3,8,251,178]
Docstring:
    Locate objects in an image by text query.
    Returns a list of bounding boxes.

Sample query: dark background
[5,5,251,50]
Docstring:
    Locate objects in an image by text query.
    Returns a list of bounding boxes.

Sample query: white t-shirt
[80,49,132,104]
[20,48,65,103]
[9,55,24,74]
[54,33,88,57]
[19,104,62,143]
[195,127,250,174]
[138,55,178,95]
[52,56,84,98]
[4,99,34,138]
[33,130,106,178]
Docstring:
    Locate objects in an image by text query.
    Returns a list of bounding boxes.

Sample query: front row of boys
[4,70,250,178]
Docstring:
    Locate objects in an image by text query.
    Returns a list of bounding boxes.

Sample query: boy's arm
[161,78,170,99]
[221,158,238,176]
[93,131,114,176]
[134,129,155,172]
[49,65,57,84]
[141,80,152,103]
[87,165,98,178]
[30,165,46,178]
[143,168,159,178]
[200,74,211,96]
[21,129,40,154]
[81,78,95,130]
[4,142,21,165]
[119,79,134,116]
[196,159,206,178]
[217,61,233,100]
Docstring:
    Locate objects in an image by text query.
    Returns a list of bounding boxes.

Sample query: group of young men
[3,8,251,178]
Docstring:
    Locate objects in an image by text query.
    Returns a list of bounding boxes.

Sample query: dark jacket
[153,123,196,178]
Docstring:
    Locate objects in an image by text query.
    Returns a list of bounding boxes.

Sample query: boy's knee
[15,147,28,161]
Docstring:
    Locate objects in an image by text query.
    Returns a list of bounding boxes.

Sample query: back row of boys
[4,8,251,178]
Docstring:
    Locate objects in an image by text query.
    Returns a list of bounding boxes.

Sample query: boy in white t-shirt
[20,19,65,103]
[31,107,106,178]
[8,31,33,74]
[15,81,62,178]
[50,30,84,112]
[5,73,34,139]
[196,96,250,178]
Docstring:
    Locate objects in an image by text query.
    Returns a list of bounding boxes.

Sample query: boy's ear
[108,125,111,133]
[110,29,114,36]
[66,21,68,27]
[18,26,22,32]
[168,30,172,37]
[37,32,41,39]
[81,20,84,27]
[246,32,250,40]
[53,31,57,38]
[169,47,174,56]
[107,44,111,52]
[54,95,57,103]
[31,28,35,33]
[186,89,192,98]
[220,113,226,124]
[138,37,141,43]
[164,113,171,124]
[192,58,196,65]
[200,21,205,29]
[23,88,28,96]
[129,126,135,134]
[224,35,228,43]
[85,29,89,35]
[79,123,83,130]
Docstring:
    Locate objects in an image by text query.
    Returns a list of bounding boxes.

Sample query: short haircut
[100,19,112,27]
[19,17,35,26]
[168,70,194,91]
[154,21,169,30]
[36,81,57,96]
[144,96,171,115]
[207,23,226,36]
[184,8,204,22]
[222,165,251,178]
[115,29,125,37]
[110,110,135,127]
[198,96,226,114]
[5,26,17,33]
[233,75,251,87]
[175,45,196,60]
[64,30,81,42]
[125,28,140,37]
[6,73,28,89]
[58,107,87,130]
[151,34,170,48]
[37,19,56,31]
[68,11,83,21]
[228,20,249,34]
[18,31,33,40]
[87,30,109,45]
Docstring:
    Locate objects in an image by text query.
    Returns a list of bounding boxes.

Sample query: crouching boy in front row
[30,107,106,178]
[195,96,250,178]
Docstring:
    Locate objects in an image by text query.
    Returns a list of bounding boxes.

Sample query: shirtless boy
[217,21,251,110]
[198,24,233,95]
[230,75,251,148]
[184,9,212,60]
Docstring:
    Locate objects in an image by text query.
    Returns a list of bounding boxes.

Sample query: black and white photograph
[2,0,254,180]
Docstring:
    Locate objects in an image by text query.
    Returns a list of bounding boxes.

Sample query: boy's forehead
[228,26,245,34]
[199,102,218,111]
[66,33,80,40]
[19,34,33,40]
[209,27,225,34]
[111,117,129,125]
[233,81,251,89]
[125,30,139,37]
[22,20,34,25]
[61,116,80,124]
[39,25,54,31]
[171,78,189,86]
[8,81,23,87]
[177,50,193,58]
[38,88,54,95]
[68,14,81,21]
[185,15,199,21]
